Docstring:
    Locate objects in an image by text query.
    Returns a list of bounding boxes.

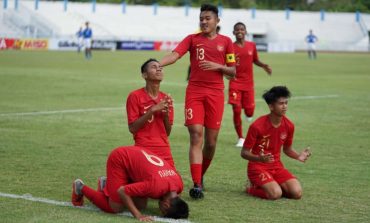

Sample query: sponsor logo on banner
[55,39,116,50]
[157,41,180,51]
[58,40,79,49]
[92,40,116,50]
[0,38,17,50]
[116,41,155,50]
[15,39,48,50]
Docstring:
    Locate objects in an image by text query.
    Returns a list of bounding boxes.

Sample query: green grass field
[0,50,369,223]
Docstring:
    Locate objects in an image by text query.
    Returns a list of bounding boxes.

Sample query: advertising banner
[116,41,155,50]
[91,40,116,50]
[49,38,116,51]
[155,41,180,51]
[256,43,268,52]
[0,38,17,50]
[13,39,49,50]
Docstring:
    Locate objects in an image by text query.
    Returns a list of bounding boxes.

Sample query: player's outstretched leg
[71,179,84,206]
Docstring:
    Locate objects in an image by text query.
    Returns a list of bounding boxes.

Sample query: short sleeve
[243,124,258,150]
[225,37,236,66]
[284,123,295,147]
[173,35,192,58]
[126,93,140,125]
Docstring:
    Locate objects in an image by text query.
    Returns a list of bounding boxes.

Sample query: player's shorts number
[142,150,164,166]
[196,48,205,60]
[259,172,272,182]
[185,108,193,120]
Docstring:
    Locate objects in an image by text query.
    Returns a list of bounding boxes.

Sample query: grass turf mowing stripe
[0,192,191,223]
[0,94,338,117]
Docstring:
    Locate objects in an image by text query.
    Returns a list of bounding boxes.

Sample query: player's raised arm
[162,95,173,136]
[159,52,180,67]
[128,102,165,134]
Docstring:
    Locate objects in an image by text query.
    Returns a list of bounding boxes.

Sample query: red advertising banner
[154,41,180,51]
[0,38,17,50]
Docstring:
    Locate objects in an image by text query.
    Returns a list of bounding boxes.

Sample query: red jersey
[113,146,183,199]
[126,88,174,147]
[229,41,258,90]
[174,33,235,90]
[243,115,294,169]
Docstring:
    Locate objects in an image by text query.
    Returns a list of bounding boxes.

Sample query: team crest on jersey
[280,132,287,140]
[217,45,224,51]
[248,50,253,55]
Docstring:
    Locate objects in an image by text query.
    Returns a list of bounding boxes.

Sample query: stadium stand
[1,0,369,51]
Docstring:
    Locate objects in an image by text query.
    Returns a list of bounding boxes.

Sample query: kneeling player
[72,146,189,221]
[241,86,311,200]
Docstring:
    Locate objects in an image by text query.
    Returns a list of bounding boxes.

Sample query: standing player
[241,86,311,200]
[83,21,93,59]
[72,146,189,220]
[229,22,272,147]
[126,58,175,167]
[305,29,318,59]
[160,4,236,199]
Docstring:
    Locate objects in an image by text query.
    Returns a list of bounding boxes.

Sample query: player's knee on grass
[281,179,302,199]
[265,186,283,200]
[286,187,302,200]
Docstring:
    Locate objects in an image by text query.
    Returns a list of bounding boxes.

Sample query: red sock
[233,105,243,138]
[247,187,268,199]
[82,185,115,213]
[201,158,212,176]
[190,164,202,185]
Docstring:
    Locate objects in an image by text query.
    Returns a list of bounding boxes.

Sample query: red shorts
[184,87,224,130]
[103,149,130,204]
[248,166,296,187]
[228,88,255,110]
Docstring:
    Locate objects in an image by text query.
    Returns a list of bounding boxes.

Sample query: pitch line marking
[0,94,338,117]
[0,192,191,223]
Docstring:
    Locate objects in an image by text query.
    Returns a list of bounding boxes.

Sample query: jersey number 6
[142,150,164,166]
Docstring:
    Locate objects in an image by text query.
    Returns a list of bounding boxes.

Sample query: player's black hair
[200,3,218,17]
[141,58,159,73]
[234,22,246,30]
[163,197,189,219]
[263,86,291,105]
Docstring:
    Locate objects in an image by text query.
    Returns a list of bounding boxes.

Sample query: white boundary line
[0,95,338,117]
[0,192,191,223]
